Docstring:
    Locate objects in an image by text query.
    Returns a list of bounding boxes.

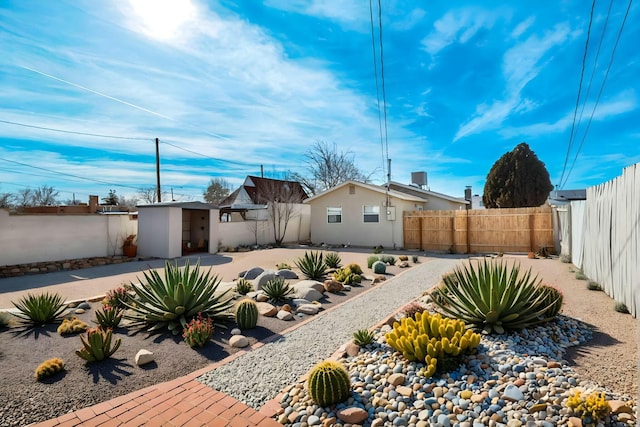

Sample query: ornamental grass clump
[430,259,563,334]
[12,292,67,325]
[124,260,233,335]
[295,251,326,280]
[182,313,215,348]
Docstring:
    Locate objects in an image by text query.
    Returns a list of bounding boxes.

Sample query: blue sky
[1,0,638,203]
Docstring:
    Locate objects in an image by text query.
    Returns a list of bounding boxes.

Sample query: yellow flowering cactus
[566,391,611,422]
[385,312,481,378]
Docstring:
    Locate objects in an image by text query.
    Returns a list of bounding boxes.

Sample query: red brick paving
[32,372,281,427]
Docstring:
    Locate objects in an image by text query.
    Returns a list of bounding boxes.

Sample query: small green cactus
[587,281,602,291]
[76,327,121,362]
[35,357,65,381]
[575,269,587,280]
[412,255,419,263]
[307,360,351,407]
[235,299,259,329]
[235,278,253,295]
[373,261,386,274]
[367,256,380,269]
[614,301,630,314]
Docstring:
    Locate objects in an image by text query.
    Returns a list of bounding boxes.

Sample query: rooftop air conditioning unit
[411,171,427,188]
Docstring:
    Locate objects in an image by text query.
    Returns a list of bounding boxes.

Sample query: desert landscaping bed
[0,250,637,427]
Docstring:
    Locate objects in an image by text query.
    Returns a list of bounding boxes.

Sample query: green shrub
[380,255,396,265]
[430,259,562,334]
[587,281,602,291]
[295,251,326,280]
[123,260,234,335]
[614,302,630,314]
[373,245,383,254]
[412,255,419,263]
[12,292,67,325]
[182,313,215,348]
[57,316,88,335]
[344,263,363,275]
[367,255,380,269]
[324,252,341,269]
[307,360,351,407]
[94,306,123,329]
[560,254,571,263]
[352,329,375,346]
[235,299,258,329]
[35,358,65,381]
[262,277,294,303]
[235,278,253,295]
[76,327,121,362]
[575,270,588,280]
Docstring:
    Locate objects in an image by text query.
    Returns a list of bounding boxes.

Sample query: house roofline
[304,180,427,203]
[388,181,469,204]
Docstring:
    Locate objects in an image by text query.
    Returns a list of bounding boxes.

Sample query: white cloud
[510,16,535,38]
[263,0,368,29]
[421,8,498,56]
[390,8,427,31]
[454,23,573,141]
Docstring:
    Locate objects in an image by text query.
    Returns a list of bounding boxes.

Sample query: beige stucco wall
[307,185,425,249]
[217,203,310,248]
[425,196,467,210]
[0,210,137,266]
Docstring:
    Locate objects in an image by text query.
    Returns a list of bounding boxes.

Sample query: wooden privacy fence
[403,206,554,254]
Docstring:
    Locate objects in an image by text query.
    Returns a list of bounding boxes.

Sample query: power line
[562,0,633,188]
[159,139,255,167]
[0,157,145,191]
[0,119,151,141]
[559,0,597,187]
[368,0,386,178]
[377,0,390,179]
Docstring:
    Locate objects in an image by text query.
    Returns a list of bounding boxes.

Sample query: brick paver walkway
[33,364,281,427]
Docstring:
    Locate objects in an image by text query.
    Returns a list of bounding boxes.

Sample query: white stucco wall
[0,210,137,266]
[137,206,184,259]
[307,185,422,249]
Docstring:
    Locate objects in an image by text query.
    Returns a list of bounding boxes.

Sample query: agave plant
[234,278,253,296]
[352,328,375,346]
[94,306,123,329]
[262,276,294,303]
[295,251,326,280]
[76,327,121,362]
[430,259,562,334]
[324,252,342,269]
[12,292,67,325]
[124,260,234,335]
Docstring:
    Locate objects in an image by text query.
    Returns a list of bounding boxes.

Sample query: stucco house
[305,180,468,249]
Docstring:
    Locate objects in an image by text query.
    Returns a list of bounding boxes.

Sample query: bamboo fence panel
[403,206,553,254]
[582,163,638,317]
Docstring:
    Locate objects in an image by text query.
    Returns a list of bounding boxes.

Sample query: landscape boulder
[276,269,298,279]
[135,349,154,366]
[323,279,343,293]
[254,270,278,291]
[243,267,264,280]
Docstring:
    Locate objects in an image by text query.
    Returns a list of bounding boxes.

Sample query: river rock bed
[275,315,637,427]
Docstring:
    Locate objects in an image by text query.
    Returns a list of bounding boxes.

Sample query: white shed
[136,201,219,259]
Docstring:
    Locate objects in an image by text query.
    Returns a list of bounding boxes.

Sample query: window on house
[363,205,380,223]
[327,207,342,223]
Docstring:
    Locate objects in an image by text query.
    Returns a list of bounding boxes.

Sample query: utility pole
[155,137,162,203]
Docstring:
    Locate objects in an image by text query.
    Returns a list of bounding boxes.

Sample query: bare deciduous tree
[289,140,370,196]
[15,188,33,207]
[260,180,306,246]
[31,185,59,206]
[137,187,168,204]
[0,192,13,209]
[203,178,231,205]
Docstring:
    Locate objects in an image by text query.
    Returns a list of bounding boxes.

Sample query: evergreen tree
[102,189,119,205]
[482,142,553,208]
